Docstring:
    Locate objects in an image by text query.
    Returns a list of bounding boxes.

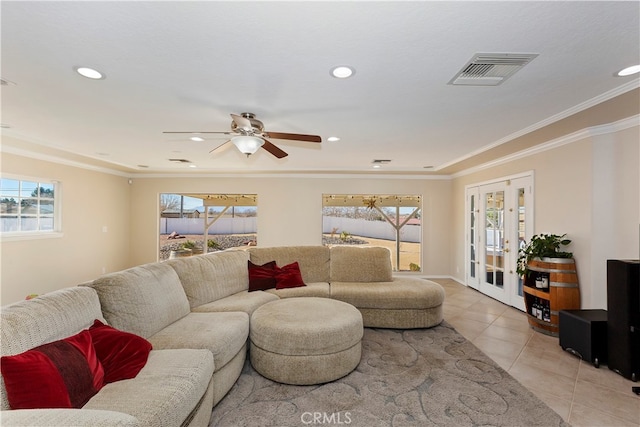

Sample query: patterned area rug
[211,322,570,426]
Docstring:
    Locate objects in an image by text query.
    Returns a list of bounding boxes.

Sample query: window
[159,193,258,260]
[322,194,422,272]
[1,177,60,238]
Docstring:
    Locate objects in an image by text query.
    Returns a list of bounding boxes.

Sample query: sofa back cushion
[0,287,104,410]
[166,250,250,308]
[330,246,393,282]
[248,246,330,284]
[85,263,190,339]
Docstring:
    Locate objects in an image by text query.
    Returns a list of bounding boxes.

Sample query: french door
[466,174,533,310]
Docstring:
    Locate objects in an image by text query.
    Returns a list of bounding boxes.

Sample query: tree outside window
[1,178,57,233]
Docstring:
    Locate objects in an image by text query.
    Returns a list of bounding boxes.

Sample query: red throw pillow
[89,320,152,384]
[248,260,278,291]
[275,262,307,289]
[0,330,104,409]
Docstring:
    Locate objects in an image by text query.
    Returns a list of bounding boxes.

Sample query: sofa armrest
[0,409,139,426]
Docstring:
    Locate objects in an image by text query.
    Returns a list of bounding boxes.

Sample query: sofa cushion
[248,260,277,292]
[248,246,330,284]
[330,246,393,282]
[167,250,250,308]
[85,263,190,339]
[0,287,105,411]
[84,349,214,427]
[147,312,249,371]
[1,330,104,409]
[0,408,139,426]
[0,287,104,358]
[330,278,445,309]
[192,290,279,316]
[266,282,331,298]
[89,320,152,384]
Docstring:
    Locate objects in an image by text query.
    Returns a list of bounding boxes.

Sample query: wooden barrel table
[523,257,580,336]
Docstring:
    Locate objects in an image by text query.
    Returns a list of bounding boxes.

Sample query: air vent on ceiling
[372,159,391,164]
[449,53,538,86]
[168,158,192,163]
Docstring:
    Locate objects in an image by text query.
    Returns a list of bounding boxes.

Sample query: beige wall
[129,176,452,276]
[2,123,637,310]
[0,152,131,305]
[451,124,639,309]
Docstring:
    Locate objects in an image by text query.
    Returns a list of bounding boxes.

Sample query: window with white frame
[322,194,422,272]
[0,177,60,235]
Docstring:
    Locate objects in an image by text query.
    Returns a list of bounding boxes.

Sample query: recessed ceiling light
[331,66,355,79]
[617,65,640,77]
[327,136,340,142]
[75,66,105,80]
[190,136,205,142]
[372,164,381,169]
[189,164,197,168]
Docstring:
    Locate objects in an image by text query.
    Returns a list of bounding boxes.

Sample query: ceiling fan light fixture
[232,135,264,155]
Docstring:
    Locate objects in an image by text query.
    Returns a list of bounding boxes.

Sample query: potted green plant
[182,240,204,255]
[207,239,221,251]
[516,233,573,277]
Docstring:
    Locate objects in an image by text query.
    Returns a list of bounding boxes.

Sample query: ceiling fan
[163,113,322,158]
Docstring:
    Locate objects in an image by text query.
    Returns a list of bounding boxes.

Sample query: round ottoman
[250,297,363,385]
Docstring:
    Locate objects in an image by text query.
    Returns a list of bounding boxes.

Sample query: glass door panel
[483,189,505,295]
[508,177,532,312]
[466,174,532,310]
[466,188,480,289]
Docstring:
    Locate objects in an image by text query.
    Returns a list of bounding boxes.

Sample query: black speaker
[606,259,640,381]
[559,309,608,367]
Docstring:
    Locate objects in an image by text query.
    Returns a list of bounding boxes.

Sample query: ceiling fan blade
[230,113,253,131]
[264,132,321,143]
[209,140,232,154]
[261,139,288,158]
[163,131,232,134]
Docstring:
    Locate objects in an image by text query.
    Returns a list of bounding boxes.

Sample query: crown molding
[438,79,640,172]
[1,144,449,180]
[127,172,452,180]
[1,144,132,178]
[452,114,640,178]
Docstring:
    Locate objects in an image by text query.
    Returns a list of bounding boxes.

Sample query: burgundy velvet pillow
[89,319,152,384]
[0,330,104,409]
[275,262,307,289]
[248,260,278,291]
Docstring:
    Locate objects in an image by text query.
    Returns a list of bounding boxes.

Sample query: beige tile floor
[433,278,640,427]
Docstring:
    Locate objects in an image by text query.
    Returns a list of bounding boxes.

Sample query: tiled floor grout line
[567,361,580,424]
[436,279,640,426]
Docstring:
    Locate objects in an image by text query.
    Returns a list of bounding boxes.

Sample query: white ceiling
[1,1,639,175]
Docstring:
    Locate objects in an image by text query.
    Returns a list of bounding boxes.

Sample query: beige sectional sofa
[0,245,444,427]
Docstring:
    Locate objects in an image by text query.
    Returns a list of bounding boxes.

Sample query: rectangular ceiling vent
[168,158,192,163]
[449,53,538,86]
[372,159,391,164]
